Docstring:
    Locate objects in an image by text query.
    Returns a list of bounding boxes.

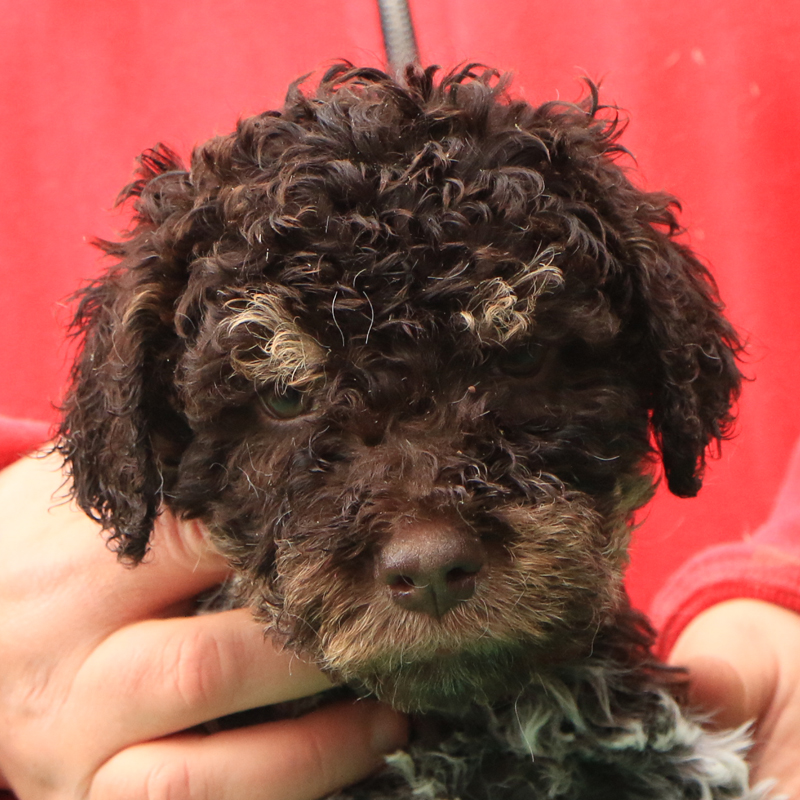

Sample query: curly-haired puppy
[59,64,762,799]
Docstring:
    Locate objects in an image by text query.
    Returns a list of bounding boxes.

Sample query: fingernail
[370,705,409,753]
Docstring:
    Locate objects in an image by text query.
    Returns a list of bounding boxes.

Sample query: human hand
[0,452,407,800]
[669,598,800,799]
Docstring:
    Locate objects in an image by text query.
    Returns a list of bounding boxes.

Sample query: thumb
[113,511,232,617]
[678,655,749,730]
[668,600,779,731]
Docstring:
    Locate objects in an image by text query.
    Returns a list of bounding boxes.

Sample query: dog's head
[60,65,741,711]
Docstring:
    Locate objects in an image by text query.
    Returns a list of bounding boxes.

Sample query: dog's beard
[244,491,637,712]
[329,638,543,713]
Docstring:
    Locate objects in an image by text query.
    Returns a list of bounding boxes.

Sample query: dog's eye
[498,343,548,377]
[259,385,309,419]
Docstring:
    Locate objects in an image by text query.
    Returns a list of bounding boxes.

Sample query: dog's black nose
[377,521,484,619]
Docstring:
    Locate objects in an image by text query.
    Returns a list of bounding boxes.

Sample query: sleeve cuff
[0,414,51,470]
[650,541,800,659]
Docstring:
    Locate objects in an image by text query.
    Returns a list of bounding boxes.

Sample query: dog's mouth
[321,627,594,712]
[331,639,539,712]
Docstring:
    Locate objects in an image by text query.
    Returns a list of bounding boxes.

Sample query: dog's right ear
[58,147,195,561]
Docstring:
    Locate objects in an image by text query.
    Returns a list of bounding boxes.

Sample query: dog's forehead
[221,247,565,385]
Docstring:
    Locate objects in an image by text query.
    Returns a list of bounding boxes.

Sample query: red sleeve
[651,437,800,659]
[0,415,51,471]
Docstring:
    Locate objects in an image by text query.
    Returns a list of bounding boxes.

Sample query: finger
[74,609,333,747]
[90,701,408,800]
[111,511,232,617]
[678,655,748,729]
[1,452,230,624]
[668,600,780,728]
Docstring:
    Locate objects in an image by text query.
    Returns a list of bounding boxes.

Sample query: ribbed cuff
[0,414,51,470]
[651,541,800,659]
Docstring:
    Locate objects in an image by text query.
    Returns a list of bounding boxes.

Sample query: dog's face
[60,65,741,712]
[186,277,652,711]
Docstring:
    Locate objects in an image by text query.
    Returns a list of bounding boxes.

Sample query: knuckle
[281,731,338,800]
[90,749,206,800]
[302,727,335,790]
[161,628,226,712]
[142,756,196,800]
[154,514,226,576]
[289,707,371,796]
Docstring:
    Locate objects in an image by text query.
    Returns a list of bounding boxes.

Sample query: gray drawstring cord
[377,0,420,72]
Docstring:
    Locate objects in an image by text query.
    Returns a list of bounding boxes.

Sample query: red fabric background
[2,0,799,612]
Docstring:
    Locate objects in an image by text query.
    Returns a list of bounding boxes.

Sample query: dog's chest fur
[60,64,760,798]
[213,656,757,800]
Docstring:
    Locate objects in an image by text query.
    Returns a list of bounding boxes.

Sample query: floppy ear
[58,147,195,561]
[626,227,742,498]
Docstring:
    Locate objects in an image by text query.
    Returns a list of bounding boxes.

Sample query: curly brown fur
[59,64,754,798]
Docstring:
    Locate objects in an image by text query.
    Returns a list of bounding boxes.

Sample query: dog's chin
[327,640,567,713]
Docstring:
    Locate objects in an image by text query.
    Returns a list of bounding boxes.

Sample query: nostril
[386,573,419,590]
[446,565,478,584]
[444,564,479,602]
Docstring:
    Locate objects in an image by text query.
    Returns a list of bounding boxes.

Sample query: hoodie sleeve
[0,414,51,471]
[652,437,800,658]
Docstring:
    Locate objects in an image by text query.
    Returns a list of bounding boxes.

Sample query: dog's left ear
[624,224,742,497]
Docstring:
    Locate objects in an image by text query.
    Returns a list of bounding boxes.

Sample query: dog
[58,63,762,799]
